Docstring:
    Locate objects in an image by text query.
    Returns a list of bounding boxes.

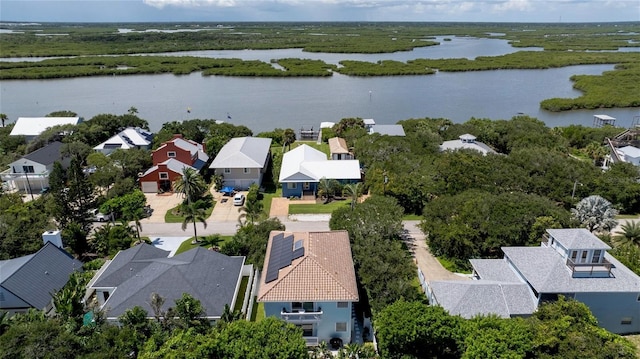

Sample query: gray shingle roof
[429,280,536,318]
[91,244,244,318]
[546,228,611,250]
[210,137,272,169]
[502,246,640,293]
[369,125,405,136]
[22,141,65,165]
[470,258,522,283]
[0,242,82,310]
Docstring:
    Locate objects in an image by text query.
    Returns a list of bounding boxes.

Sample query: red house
[139,135,209,193]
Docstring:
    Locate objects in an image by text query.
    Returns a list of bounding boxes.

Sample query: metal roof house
[427,228,640,334]
[279,144,361,198]
[9,117,82,142]
[0,241,82,315]
[258,231,359,346]
[209,137,272,190]
[93,127,153,155]
[439,134,497,155]
[86,243,251,322]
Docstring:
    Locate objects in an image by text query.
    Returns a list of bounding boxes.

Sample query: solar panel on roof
[265,233,305,283]
[292,247,305,260]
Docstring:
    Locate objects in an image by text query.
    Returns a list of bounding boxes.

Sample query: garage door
[141,181,158,193]
[239,180,255,190]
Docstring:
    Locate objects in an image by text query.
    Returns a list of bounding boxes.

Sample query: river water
[1,36,638,133]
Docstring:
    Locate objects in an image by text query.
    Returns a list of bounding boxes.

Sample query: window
[102,291,110,302]
[580,251,588,264]
[22,165,35,173]
[243,168,250,174]
[621,317,632,325]
[292,302,314,312]
[570,251,578,262]
[287,182,297,189]
[591,250,602,264]
[337,302,348,308]
[159,172,169,180]
[167,151,176,158]
[224,168,231,174]
[303,182,310,190]
[297,324,313,336]
[336,322,347,332]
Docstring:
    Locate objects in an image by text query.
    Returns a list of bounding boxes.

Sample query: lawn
[261,188,282,216]
[250,300,265,322]
[289,199,350,214]
[165,203,215,223]
[402,213,423,220]
[234,276,250,313]
[173,235,233,255]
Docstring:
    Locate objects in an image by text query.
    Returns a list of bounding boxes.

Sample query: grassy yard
[289,199,350,214]
[173,235,234,255]
[233,276,250,313]
[165,204,215,223]
[625,334,640,355]
[261,188,282,216]
[250,300,265,322]
[402,213,423,220]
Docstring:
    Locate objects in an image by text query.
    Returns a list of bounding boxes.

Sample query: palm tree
[173,168,208,204]
[0,113,7,127]
[282,128,296,151]
[615,220,640,246]
[122,207,144,241]
[201,234,224,251]
[317,177,339,204]
[571,195,619,232]
[342,182,362,210]
[311,341,332,359]
[181,202,207,243]
[238,198,264,227]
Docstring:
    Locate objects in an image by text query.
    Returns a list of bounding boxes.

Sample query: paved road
[139,218,330,236]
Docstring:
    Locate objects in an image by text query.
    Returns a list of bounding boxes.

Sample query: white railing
[304,337,319,346]
[280,310,323,322]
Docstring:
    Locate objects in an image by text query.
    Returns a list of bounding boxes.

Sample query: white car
[89,209,112,222]
[233,193,246,206]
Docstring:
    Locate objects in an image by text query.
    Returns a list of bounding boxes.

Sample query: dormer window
[591,250,602,264]
[570,251,578,262]
[580,251,588,264]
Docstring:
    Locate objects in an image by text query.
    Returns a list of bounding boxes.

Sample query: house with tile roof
[328,137,354,160]
[139,134,209,193]
[1,141,70,193]
[1,241,82,314]
[279,144,361,198]
[258,231,359,346]
[93,127,153,155]
[10,117,82,142]
[86,243,251,322]
[439,133,497,155]
[209,137,272,190]
[427,228,640,334]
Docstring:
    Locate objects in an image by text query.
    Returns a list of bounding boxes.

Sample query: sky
[0,0,638,23]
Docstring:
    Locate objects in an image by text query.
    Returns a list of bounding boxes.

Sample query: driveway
[141,193,183,223]
[209,190,246,222]
[148,236,190,257]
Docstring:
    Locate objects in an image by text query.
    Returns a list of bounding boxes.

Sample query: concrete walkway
[269,197,290,218]
[141,193,183,223]
[403,221,469,282]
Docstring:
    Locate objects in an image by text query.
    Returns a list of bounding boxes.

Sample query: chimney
[42,230,63,248]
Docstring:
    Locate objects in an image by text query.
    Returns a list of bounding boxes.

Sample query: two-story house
[1,141,70,193]
[258,231,359,346]
[139,134,209,193]
[427,228,640,334]
[209,137,272,190]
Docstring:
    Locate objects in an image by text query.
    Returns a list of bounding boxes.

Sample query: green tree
[282,128,296,151]
[100,189,147,220]
[0,113,7,127]
[342,182,362,210]
[173,293,208,331]
[462,315,534,359]
[571,195,619,232]
[615,220,640,246]
[181,202,207,243]
[221,217,285,267]
[201,234,224,251]
[173,167,208,204]
[238,196,264,227]
[119,306,154,338]
[52,271,87,325]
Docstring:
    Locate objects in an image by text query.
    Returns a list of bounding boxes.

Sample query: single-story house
[209,137,272,190]
[328,137,354,160]
[1,141,70,193]
[86,243,251,323]
[1,235,82,315]
[278,144,361,198]
[369,124,405,136]
[616,146,640,166]
[427,228,640,334]
[10,117,82,142]
[439,134,497,155]
[258,231,359,346]
[93,127,153,155]
[139,159,196,193]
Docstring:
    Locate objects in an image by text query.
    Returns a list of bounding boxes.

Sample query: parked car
[233,193,245,206]
[89,209,112,222]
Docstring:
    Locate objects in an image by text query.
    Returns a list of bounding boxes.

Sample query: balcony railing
[304,337,319,346]
[280,309,323,322]
[566,258,612,277]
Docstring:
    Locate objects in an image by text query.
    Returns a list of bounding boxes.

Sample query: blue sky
[1,0,638,23]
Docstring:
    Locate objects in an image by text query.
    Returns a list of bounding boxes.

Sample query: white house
[1,141,69,193]
[10,117,81,142]
[427,228,640,334]
[93,127,153,155]
[209,137,272,190]
[616,146,640,166]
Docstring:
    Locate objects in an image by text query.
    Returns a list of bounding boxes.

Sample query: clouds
[0,0,637,22]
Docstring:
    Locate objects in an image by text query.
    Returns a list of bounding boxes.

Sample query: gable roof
[155,136,209,168]
[328,137,350,155]
[10,117,81,137]
[0,242,82,310]
[93,127,153,150]
[21,141,65,166]
[209,137,272,169]
[140,158,196,177]
[91,244,244,318]
[279,145,361,182]
[429,280,536,318]
[258,231,358,302]
[369,124,405,136]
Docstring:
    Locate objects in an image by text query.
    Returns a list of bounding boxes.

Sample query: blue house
[258,231,359,346]
[278,144,361,198]
[427,228,640,334]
